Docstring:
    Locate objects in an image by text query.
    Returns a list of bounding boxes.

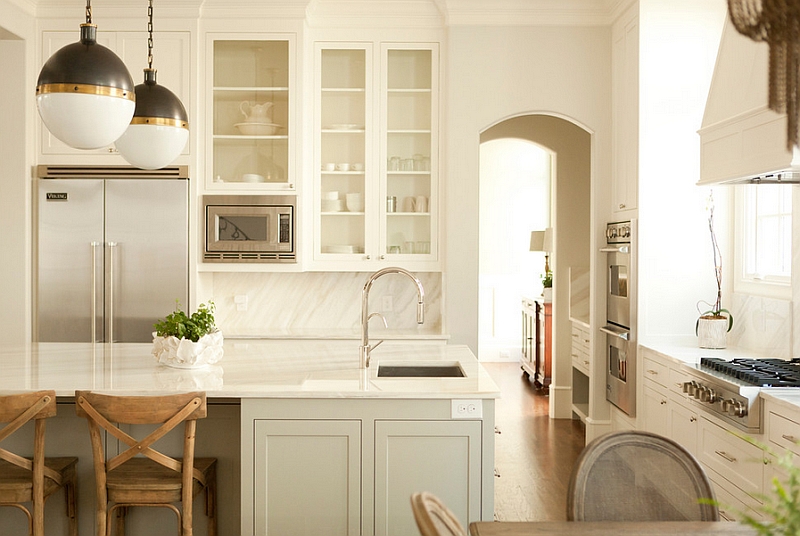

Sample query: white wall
[0,0,35,345]
[445,25,612,352]
[636,0,733,345]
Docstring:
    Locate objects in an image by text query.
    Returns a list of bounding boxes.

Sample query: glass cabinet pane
[211,39,290,186]
[318,47,368,256]
[384,48,433,257]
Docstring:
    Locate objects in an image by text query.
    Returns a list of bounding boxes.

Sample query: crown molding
[12,0,623,26]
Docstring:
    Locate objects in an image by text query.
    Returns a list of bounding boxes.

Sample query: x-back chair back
[75,390,217,536]
[0,390,78,536]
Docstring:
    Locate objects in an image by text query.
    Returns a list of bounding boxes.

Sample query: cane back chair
[0,390,78,536]
[75,390,217,536]
[567,430,719,522]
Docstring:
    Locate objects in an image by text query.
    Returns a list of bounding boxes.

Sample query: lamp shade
[530,228,554,252]
[36,24,135,150]
[115,69,189,170]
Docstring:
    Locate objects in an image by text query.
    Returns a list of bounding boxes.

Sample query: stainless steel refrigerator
[35,167,189,343]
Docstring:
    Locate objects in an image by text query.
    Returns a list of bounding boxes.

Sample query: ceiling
[16,0,631,26]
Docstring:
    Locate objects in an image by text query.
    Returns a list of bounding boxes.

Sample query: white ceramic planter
[543,288,553,303]
[152,330,224,369]
[697,317,728,349]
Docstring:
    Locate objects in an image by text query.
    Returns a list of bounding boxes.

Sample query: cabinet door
[669,400,698,457]
[315,43,372,261]
[206,35,294,191]
[382,44,438,262]
[374,420,481,536]
[643,384,669,438]
[611,9,638,213]
[40,31,117,157]
[253,419,361,536]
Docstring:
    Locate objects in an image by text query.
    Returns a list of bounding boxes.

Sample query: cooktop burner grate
[701,357,800,387]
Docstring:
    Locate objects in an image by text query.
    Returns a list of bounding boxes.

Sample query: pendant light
[36,0,135,150]
[115,0,189,170]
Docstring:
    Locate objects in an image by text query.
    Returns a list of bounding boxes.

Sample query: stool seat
[106,457,217,503]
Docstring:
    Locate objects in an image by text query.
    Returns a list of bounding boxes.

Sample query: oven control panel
[606,221,631,244]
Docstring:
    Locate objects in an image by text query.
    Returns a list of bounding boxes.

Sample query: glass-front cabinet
[206,35,294,191]
[313,42,439,268]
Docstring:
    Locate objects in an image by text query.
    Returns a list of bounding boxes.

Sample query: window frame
[733,184,792,300]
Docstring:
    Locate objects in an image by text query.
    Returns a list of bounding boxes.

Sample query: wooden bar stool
[0,390,78,536]
[75,391,217,536]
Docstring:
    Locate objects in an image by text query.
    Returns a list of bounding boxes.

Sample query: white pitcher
[240,101,274,123]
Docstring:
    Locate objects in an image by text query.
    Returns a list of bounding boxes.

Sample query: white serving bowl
[235,122,280,136]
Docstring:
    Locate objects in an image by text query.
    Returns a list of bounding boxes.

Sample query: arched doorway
[479,113,592,418]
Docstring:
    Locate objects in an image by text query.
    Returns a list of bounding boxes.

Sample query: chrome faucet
[359,267,425,369]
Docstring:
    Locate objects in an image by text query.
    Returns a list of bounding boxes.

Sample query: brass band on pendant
[130,116,189,129]
[35,83,135,101]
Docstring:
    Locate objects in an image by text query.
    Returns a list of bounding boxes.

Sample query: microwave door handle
[600,246,630,254]
[600,326,629,341]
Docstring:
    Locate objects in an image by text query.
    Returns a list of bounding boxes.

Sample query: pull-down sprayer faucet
[359,267,425,369]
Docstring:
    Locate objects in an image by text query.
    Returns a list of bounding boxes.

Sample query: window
[736,184,792,295]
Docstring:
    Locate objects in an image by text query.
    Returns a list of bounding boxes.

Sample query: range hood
[698,16,800,185]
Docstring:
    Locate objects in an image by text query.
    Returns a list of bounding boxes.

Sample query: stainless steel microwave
[203,195,296,263]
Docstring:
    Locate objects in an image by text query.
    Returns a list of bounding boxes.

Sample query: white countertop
[0,340,500,400]
[640,336,776,365]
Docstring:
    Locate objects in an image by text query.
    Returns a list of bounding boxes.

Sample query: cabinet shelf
[322,88,366,93]
[322,129,366,133]
[321,212,364,216]
[387,129,431,134]
[388,88,432,93]
[213,86,289,92]
[214,134,288,140]
[388,212,430,217]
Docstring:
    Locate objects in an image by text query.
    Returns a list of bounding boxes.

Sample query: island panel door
[373,420,481,536]
[253,419,361,536]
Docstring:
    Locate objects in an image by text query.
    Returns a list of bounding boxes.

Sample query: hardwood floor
[483,362,586,522]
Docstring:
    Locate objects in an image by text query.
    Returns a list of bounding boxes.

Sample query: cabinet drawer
[571,325,590,350]
[699,418,764,495]
[768,412,800,457]
[668,367,688,395]
[572,350,590,376]
[643,355,669,388]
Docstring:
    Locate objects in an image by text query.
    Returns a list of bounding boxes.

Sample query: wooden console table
[521,297,552,388]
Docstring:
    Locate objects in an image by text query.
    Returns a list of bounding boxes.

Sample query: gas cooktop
[700,357,800,388]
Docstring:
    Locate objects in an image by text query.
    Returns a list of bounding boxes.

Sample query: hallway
[483,362,586,521]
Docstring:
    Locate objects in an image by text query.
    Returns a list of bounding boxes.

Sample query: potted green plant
[541,270,553,302]
[697,194,733,349]
[152,301,223,369]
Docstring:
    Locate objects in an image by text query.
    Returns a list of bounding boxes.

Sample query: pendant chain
[85,0,92,24]
[147,0,154,70]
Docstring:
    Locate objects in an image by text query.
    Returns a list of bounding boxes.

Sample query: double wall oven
[601,220,637,416]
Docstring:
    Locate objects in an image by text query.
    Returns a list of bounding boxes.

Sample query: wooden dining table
[469,521,759,535]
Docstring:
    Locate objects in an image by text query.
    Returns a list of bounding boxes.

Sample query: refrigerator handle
[107,242,117,343]
[91,241,101,343]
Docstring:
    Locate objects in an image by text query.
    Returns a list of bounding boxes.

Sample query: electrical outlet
[451,399,483,419]
[234,294,248,312]
[381,296,393,312]
[499,349,511,360]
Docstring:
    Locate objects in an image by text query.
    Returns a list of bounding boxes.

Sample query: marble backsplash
[728,292,792,358]
[209,272,443,338]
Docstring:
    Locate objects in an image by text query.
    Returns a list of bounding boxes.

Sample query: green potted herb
[152,301,223,368]
[541,270,553,302]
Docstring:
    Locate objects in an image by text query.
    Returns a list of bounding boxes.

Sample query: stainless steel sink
[377,364,465,378]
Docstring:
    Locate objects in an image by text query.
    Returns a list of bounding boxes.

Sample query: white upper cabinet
[204,34,295,192]
[39,30,191,163]
[312,41,439,270]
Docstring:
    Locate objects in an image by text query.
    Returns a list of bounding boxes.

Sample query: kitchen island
[0,339,499,536]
